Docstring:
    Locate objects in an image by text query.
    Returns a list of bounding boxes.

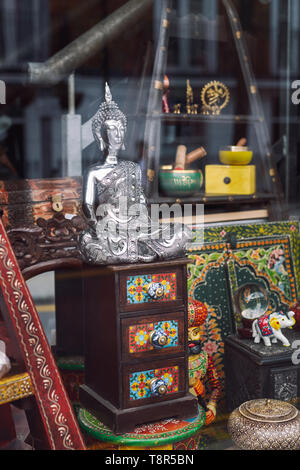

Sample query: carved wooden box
[0,178,82,227]
[79,258,198,434]
[0,177,86,275]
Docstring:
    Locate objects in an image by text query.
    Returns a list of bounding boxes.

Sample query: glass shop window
[0,0,298,209]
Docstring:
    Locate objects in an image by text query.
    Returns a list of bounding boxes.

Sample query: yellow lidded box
[205,165,256,195]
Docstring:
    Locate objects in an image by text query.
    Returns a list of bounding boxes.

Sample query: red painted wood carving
[0,217,86,450]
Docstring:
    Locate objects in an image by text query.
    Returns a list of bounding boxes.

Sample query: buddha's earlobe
[122,143,126,150]
[99,138,105,151]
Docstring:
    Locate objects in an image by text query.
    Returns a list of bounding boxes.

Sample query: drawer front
[123,358,186,408]
[119,268,185,312]
[121,312,185,360]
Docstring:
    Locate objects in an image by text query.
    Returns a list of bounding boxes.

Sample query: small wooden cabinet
[79,258,198,434]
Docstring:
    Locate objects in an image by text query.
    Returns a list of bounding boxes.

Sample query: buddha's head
[92,83,127,156]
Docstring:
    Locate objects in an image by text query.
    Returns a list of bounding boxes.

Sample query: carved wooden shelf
[149,192,276,205]
[153,113,262,124]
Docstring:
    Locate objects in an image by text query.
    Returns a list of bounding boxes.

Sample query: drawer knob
[149,329,168,348]
[223,177,231,185]
[149,378,167,397]
[146,282,165,300]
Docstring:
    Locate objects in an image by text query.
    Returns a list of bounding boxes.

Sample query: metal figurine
[191,104,198,115]
[78,83,191,265]
[201,81,230,115]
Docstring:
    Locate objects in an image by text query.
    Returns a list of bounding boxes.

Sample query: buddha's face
[102,119,125,154]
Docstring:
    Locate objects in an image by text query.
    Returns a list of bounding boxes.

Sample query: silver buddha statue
[78,83,191,265]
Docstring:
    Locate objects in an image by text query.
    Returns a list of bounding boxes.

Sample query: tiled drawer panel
[123,358,186,408]
[121,311,185,361]
[129,366,179,401]
[119,268,185,312]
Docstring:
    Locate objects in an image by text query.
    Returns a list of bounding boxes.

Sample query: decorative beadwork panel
[129,366,179,401]
[126,273,177,304]
[129,320,179,353]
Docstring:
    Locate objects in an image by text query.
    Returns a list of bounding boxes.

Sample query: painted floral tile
[126,273,177,304]
[129,366,179,401]
[129,320,179,353]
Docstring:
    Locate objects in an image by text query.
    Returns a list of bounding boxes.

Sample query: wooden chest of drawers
[79,259,198,434]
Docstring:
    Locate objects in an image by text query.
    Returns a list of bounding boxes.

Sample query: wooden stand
[79,258,198,434]
[77,405,206,450]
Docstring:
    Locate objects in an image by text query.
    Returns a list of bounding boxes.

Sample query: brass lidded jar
[228,399,300,450]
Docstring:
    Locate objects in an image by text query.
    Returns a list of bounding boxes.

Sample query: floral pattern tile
[129,367,179,401]
[129,320,179,353]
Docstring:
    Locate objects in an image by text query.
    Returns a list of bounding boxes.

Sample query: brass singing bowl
[219,146,253,165]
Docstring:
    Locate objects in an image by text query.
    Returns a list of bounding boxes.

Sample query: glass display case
[142,0,284,221]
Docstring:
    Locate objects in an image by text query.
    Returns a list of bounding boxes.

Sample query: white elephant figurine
[252,311,296,347]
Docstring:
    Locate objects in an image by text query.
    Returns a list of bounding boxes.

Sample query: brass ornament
[186,80,194,114]
[201,81,230,115]
[191,104,198,115]
[147,169,155,182]
[51,194,63,212]
[173,103,181,114]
